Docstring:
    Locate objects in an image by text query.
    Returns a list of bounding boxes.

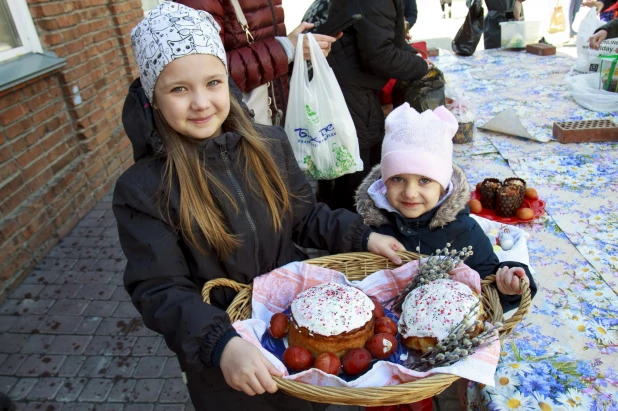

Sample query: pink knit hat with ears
[381,103,459,189]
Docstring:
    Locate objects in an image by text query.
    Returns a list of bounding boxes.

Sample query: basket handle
[481,274,531,340]
[201,278,251,304]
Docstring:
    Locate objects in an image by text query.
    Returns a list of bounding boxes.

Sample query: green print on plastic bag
[303,143,359,180]
[305,104,319,125]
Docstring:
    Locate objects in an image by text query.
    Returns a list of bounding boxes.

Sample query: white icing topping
[291,282,374,336]
[398,279,479,342]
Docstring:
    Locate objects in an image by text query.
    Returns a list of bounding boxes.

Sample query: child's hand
[589,29,608,50]
[367,232,407,265]
[219,337,282,396]
[495,266,529,296]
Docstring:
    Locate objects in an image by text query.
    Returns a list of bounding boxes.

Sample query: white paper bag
[284,33,363,180]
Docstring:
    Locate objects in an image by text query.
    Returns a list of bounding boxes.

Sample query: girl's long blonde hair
[153,93,293,258]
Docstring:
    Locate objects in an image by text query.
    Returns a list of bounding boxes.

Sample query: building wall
[0,0,143,299]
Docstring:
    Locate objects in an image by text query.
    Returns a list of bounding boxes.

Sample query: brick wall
[0,0,143,298]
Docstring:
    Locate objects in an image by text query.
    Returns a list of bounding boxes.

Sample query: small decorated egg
[498,232,515,251]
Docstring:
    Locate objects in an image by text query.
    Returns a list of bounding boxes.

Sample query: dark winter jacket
[356,164,537,312]
[113,79,368,410]
[178,0,289,125]
[596,18,618,38]
[404,0,418,29]
[326,0,429,150]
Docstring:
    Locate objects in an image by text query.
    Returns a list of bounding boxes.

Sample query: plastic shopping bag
[570,8,618,75]
[452,0,484,56]
[566,73,618,112]
[548,2,566,34]
[284,34,363,180]
[445,84,477,144]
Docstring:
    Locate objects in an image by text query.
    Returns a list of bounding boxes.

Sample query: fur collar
[355,164,470,229]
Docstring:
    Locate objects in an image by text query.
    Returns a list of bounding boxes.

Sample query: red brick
[40,127,65,151]
[1,233,24,260]
[42,32,64,47]
[37,115,65,140]
[0,104,28,126]
[0,219,18,241]
[0,185,30,216]
[76,196,96,219]
[5,118,34,140]
[52,198,76,228]
[26,92,52,113]
[31,104,58,126]
[26,168,53,194]
[0,160,18,181]
[37,18,58,31]
[51,146,80,175]
[28,4,44,18]
[0,90,24,112]
[14,198,45,228]
[24,132,39,147]
[22,209,49,240]
[40,3,65,16]
[57,13,80,28]
[56,213,79,239]
[0,146,12,163]
[10,137,26,155]
[16,144,44,168]
[0,175,25,201]
[0,249,30,281]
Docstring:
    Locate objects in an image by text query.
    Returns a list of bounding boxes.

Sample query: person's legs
[569,0,584,36]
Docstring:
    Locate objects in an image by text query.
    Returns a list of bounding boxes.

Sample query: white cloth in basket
[231,260,500,387]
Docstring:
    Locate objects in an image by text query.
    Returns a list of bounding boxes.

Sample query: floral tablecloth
[433,49,618,410]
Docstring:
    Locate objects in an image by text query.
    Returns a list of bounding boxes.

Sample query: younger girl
[355,103,538,312]
[114,3,404,410]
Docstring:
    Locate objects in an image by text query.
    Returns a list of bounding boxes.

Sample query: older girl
[114,3,404,410]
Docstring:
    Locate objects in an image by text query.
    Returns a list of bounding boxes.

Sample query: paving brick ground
[0,191,358,411]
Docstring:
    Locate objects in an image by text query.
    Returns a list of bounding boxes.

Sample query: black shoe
[0,393,15,411]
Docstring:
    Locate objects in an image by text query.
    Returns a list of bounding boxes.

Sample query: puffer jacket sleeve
[465,218,537,313]
[493,261,538,313]
[461,220,500,279]
[113,177,238,371]
[179,0,289,92]
[596,18,618,39]
[269,126,370,253]
[353,0,428,81]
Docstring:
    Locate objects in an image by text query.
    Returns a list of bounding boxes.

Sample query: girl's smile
[153,54,230,140]
[384,174,443,219]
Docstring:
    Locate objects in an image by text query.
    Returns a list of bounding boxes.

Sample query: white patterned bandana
[130,1,227,103]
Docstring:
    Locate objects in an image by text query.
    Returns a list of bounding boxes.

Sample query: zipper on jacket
[220,148,261,274]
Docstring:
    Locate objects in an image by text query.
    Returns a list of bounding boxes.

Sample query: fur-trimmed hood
[355,163,471,229]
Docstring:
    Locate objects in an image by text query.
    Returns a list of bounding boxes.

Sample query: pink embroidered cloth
[231,260,499,387]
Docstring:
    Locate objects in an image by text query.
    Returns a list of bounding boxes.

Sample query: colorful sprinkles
[399,279,480,341]
[291,282,374,336]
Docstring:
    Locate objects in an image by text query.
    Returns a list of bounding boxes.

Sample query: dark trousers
[182,358,328,411]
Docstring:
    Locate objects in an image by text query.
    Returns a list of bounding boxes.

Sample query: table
[431,49,618,410]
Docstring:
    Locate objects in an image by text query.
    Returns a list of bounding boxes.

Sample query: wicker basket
[201,251,531,406]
